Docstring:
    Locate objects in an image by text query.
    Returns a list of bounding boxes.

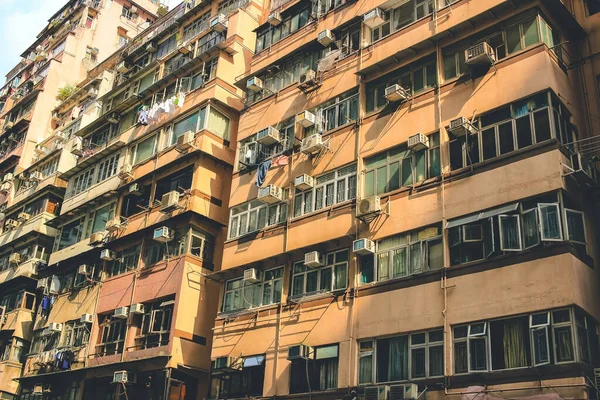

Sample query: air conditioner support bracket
[175,144,199,154]
[357,200,390,224]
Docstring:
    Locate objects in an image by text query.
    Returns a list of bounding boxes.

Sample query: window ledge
[359,267,442,289]
[225,221,287,245]
[290,199,355,224]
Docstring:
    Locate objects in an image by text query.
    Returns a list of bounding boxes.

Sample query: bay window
[255,5,311,52]
[130,134,157,165]
[293,164,356,218]
[107,244,141,277]
[55,217,85,251]
[304,90,358,136]
[221,267,283,312]
[358,329,443,384]
[136,298,174,349]
[291,249,348,298]
[369,0,434,43]
[169,104,230,145]
[68,154,121,198]
[62,320,90,347]
[97,316,126,356]
[228,197,288,239]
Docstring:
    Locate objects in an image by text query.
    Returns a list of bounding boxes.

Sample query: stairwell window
[290,344,339,393]
[369,0,434,43]
[107,244,141,277]
[304,90,359,136]
[358,329,443,384]
[290,249,348,298]
[221,267,283,312]
[228,196,288,239]
[361,224,442,284]
[293,164,357,218]
[136,298,174,350]
[62,320,90,347]
[363,133,440,197]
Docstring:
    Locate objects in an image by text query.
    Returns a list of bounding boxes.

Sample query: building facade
[210,0,600,400]
[0,0,159,398]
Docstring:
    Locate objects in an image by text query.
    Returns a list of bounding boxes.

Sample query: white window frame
[228,198,288,240]
[538,203,562,241]
[290,249,349,297]
[564,208,586,244]
[130,133,158,165]
[498,214,523,251]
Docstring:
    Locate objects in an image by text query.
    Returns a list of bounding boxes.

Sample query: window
[369,0,433,43]
[97,316,126,356]
[358,329,443,384]
[586,0,600,15]
[190,228,215,262]
[362,224,442,284]
[51,40,66,57]
[121,5,138,20]
[454,308,596,374]
[169,104,230,144]
[130,134,157,164]
[117,35,129,49]
[30,329,59,354]
[107,244,141,277]
[290,344,338,393]
[86,203,116,236]
[218,0,249,15]
[448,193,585,266]
[121,185,151,218]
[216,355,265,398]
[62,320,90,347]
[239,119,294,168]
[184,12,211,41]
[305,90,359,135]
[55,217,85,251]
[136,298,174,350]
[222,267,283,312]
[366,58,436,113]
[291,249,348,298]
[154,166,194,201]
[190,58,218,91]
[293,164,357,218]
[449,92,563,170]
[68,154,120,198]
[255,6,310,52]
[363,133,440,197]
[228,197,288,239]
[0,338,28,363]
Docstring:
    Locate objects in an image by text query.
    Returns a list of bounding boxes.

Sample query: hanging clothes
[40,295,51,316]
[71,106,82,120]
[138,107,149,125]
[165,97,176,114]
[255,159,272,187]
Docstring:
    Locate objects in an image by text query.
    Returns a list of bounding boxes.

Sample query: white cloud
[0,0,65,80]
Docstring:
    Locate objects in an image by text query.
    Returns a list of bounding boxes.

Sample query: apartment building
[210,1,600,400]
[0,0,159,398]
[11,0,260,398]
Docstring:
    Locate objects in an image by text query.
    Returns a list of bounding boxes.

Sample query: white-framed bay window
[68,153,121,198]
[129,133,158,165]
[291,249,348,298]
[169,104,231,145]
[228,195,288,240]
[221,267,283,312]
[293,164,357,218]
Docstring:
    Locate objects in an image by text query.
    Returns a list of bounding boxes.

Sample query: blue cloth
[255,159,272,187]
[41,296,50,312]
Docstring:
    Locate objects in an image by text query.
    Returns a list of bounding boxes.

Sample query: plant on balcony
[56,84,76,102]
[157,4,169,16]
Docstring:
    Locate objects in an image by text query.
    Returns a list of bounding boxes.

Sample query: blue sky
[0,0,182,83]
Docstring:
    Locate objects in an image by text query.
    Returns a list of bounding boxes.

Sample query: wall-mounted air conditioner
[129,183,142,195]
[112,370,136,384]
[77,264,93,276]
[210,14,228,32]
[29,171,43,182]
[304,251,324,268]
[81,313,94,324]
[100,249,116,261]
[365,386,390,400]
[389,383,419,400]
[105,218,122,232]
[89,232,104,245]
[48,322,63,333]
[300,134,325,155]
[153,226,172,242]
[5,219,18,229]
[296,110,316,127]
[118,163,133,180]
[9,253,21,265]
[294,174,314,191]
[113,307,129,319]
[129,303,145,315]
[246,77,263,92]
[267,11,282,25]
[357,196,381,217]
[117,61,130,73]
[257,185,283,204]
[243,268,262,283]
[363,8,385,28]
[407,133,429,151]
[465,42,495,66]
[176,131,195,152]
[287,344,313,360]
[17,212,30,222]
[317,30,335,46]
[353,238,375,255]
[256,126,280,146]
[160,191,180,213]
[384,84,410,102]
[448,117,477,137]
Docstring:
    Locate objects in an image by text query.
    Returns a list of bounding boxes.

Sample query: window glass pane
[522,209,540,248]
[364,170,374,197]
[208,107,230,139]
[389,162,400,191]
[469,339,487,370]
[134,135,156,164]
[376,166,387,194]
[500,215,521,250]
[482,128,497,160]
[506,25,522,54]
[516,116,532,149]
[566,210,585,243]
[554,326,574,362]
[173,112,199,142]
[414,150,426,182]
[534,109,551,143]
[359,354,373,384]
[539,204,561,240]
[523,19,539,47]
[532,327,550,365]
[498,122,514,155]
[411,347,426,378]
[454,341,468,373]
[402,158,413,186]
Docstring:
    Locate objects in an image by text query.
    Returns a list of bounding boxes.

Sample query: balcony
[0,359,22,396]
[61,173,121,215]
[12,174,67,206]
[1,293,36,337]
[0,259,42,286]
[0,142,24,169]
[0,212,57,248]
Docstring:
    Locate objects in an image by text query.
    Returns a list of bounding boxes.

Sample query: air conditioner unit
[210,14,228,32]
[80,313,94,324]
[287,344,313,360]
[100,249,116,261]
[33,384,45,395]
[317,29,335,46]
[5,219,18,229]
[0,182,12,194]
[89,232,104,245]
[153,226,172,242]
[129,303,145,315]
[71,137,83,156]
[243,268,262,283]
[176,130,195,152]
[17,212,30,222]
[146,41,157,52]
[353,238,375,255]
[363,8,385,28]
[9,253,21,265]
[105,218,122,232]
[107,112,120,124]
[257,185,283,204]
[448,116,477,137]
[385,84,410,102]
[87,88,99,98]
[29,171,43,182]
[112,370,136,384]
[465,42,495,66]
[407,133,429,151]
[178,43,193,55]
[299,69,317,86]
[259,7,279,25]
[294,174,314,191]
[357,196,381,217]
[119,163,133,180]
[37,277,49,290]
[117,61,130,73]
[246,77,263,92]
[78,264,93,276]
[34,144,47,155]
[160,190,181,213]
[129,183,142,195]
[3,173,13,183]
[389,383,419,400]
[48,322,63,333]
[256,126,280,146]
[304,251,324,268]
[296,110,316,128]
[300,134,325,155]
[365,386,390,400]
[113,307,129,319]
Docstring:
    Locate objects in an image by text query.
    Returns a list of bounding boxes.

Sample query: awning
[446,202,519,229]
